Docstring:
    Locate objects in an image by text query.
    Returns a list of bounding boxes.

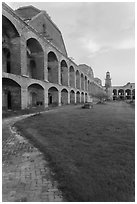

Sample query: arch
[76,70,80,89]
[61,60,68,86]
[61,88,68,105]
[85,76,88,91]
[2,78,21,110]
[28,83,44,108]
[88,80,90,92]
[85,93,88,103]
[2,15,21,75]
[132,89,135,100]
[81,92,84,103]
[2,48,11,73]
[125,89,131,100]
[118,89,124,100]
[113,89,117,100]
[70,90,75,104]
[69,66,75,88]
[76,91,80,103]
[81,73,84,90]
[48,51,59,84]
[27,38,44,80]
[48,86,59,106]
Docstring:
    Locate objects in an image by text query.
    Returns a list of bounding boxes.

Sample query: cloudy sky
[7,1,135,86]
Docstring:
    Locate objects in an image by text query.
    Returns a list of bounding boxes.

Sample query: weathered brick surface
[2,115,64,202]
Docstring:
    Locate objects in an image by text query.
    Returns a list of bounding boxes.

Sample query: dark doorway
[7,52,11,73]
[48,93,52,104]
[7,91,12,109]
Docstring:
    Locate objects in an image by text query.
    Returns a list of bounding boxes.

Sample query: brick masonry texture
[2,115,65,202]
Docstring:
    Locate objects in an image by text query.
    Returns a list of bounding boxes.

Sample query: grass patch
[15,102,135,202]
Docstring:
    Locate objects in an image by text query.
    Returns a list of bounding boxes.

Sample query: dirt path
[2,112,65,202]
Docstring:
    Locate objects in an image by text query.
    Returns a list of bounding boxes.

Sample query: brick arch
[47,51,59,84]
[60,60,68,86]
[70,89,75,104]
[28,83,44,108]
[2,77,21,110]
[2,13,22,36]
[2,15,21,75]
[61,88,68,105]
[27,81,45,90]
[25,33,46,52]
[81,91,84,103]
[48,86,59,106]
[81,73,84,90]
[27,38,44,80]
[76,91,80,103]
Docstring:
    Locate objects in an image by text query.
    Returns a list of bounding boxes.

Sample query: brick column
[68,91,70,104]
[44,52,48,82]
[58,62,61,85]
[21,86,28,109]
[44,89,48,108]
[58,90,61,106]
[20,36,28,76]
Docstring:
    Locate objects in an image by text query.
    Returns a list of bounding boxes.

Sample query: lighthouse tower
[105,71,113,100]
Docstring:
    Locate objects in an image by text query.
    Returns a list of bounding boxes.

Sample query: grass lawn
[15,102,135,202]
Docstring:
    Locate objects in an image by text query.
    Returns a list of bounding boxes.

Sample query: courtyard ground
[13,101,135,202]
[2,112,65,202]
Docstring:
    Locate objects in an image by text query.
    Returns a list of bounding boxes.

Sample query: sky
[6,1,135,86]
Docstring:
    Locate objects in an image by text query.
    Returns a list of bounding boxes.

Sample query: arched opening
[48,87,59,106]
[2,78,21,110]
[70,90,75,104]
[81,74,84,90]
[113,89,117,100]
[2,48,11,73]
[48,52,58,84]
[76,70,80,89]
[85,93,88,102]
[85,76,87,91]
[61,89,68,105]
[28,84,44,108]
[76,91,80,103]
[2,16,21,75]
[88,80,90,92]
[132,89,135,100]
[27,38,44,80]
[118,89,124,100]
[125,89,131,100]
[81,92,84,103]
[61,60,68,86]
[69,66,75,88]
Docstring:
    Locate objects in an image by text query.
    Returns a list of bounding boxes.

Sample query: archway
[81,74,84,90]
[76,91,80,103]
[81,92,84,103]
[125,89,131,100]
[61,60,68,86]
[48,87,59,106]
[2,15,21,75]
[113,89,117,100]
[85,93,88,103]
[28,83,44,108]
[70,90,75,104]
[76,70,80,89]
[132,89,135,100]
[61,89,68,105]
[88,80,90,92]
[69,66,75,88]
[118,89,124,100]
[85,76,87,91]
[27,38,44,80]
[2,78,21,110]
[48,52,58,84]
